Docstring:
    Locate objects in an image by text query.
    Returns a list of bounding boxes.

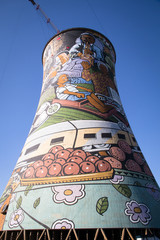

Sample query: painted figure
[56,74,92,101]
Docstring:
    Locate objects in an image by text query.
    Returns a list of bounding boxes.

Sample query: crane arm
[29,0,36,5]
[28,0,60,34]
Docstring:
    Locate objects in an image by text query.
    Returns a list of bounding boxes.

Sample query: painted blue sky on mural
[0,0,160,198]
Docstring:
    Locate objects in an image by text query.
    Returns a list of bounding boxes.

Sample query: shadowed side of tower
[0,28,160,239]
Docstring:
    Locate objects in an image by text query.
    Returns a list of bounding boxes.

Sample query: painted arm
[76,86,92,92]
[63,89,85,98]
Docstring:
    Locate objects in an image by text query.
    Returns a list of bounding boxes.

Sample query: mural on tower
[0,28,160,231]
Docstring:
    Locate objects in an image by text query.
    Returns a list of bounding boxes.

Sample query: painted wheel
[36,102,50,115]
[33,111,49,128]
[47,103,61,116]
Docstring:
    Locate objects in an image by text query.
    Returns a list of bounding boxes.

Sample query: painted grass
[37,107,102,130]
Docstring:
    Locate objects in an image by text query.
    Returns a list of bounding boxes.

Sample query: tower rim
[42,27,116,63]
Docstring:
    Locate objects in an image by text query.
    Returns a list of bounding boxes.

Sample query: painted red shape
[55,150,70,160]
[35,166,48,178]
[42,153,55,161]
[118,140,132,154]
[70,149,86,160]
[86,155,99,164]
[55,158,66,165]
[33,160,43,169]
[80,161,95,173]
[23,166,35,179]
[109,146,126,161]
[95,160,112,172]
[48,163,62,176]
[104,157,122,169]
[63,162,80,175]
[43,159,53,167]
[125,159,142,173]
[67,156,83,164]
[49,145,64,154]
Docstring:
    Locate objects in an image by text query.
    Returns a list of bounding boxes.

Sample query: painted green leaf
[0,193,9,204]
[96,197,108,215]
[112,184,132,198]
[33,197,40,209]
[16,196,22,209]
[0,187,12,204]
[24,185,33,196]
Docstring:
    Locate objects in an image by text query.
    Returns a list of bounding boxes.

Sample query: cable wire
[86,0,107,35]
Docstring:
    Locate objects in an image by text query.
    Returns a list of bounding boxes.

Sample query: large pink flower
[110,175,124,184]
[52,185,85,205]
[125,200,151,225]
[8,209,24,228]
[52,218,74,229]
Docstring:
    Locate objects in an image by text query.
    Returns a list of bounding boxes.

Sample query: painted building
[0,28,160,239]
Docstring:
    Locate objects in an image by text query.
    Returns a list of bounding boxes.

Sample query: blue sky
[0,0,160,197]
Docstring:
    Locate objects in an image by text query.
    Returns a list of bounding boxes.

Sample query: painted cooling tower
[0,28,160,239]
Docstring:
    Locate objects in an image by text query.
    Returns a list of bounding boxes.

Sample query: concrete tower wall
[0,28,160,231]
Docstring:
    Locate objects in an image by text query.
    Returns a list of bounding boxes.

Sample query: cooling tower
[0,28,160,239]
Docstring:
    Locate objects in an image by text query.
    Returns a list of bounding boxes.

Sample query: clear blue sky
[0,0,160,197]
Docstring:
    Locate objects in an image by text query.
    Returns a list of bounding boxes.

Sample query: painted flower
[125,200,151,225]
[52,218,74,229]
[146,183,160,201]
[8,209,24,228]
[52,185,85,205]
[110,175,124,184]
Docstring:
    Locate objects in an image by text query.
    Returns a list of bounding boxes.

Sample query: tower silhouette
[0,28,160,240]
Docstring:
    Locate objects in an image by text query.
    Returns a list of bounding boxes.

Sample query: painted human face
[81,34,95,45]
[57,74,68,87]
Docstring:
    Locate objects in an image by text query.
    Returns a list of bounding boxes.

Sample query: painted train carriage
[0,28,160,238]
